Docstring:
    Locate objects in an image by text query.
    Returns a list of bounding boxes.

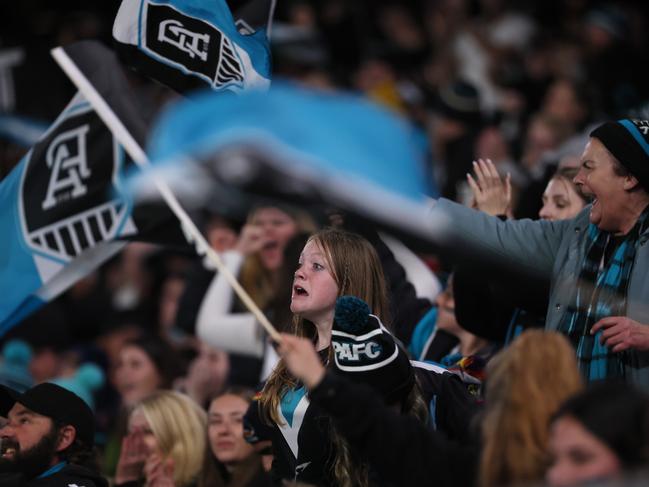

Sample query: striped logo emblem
[19,100,134,265]
[144,2,245,90]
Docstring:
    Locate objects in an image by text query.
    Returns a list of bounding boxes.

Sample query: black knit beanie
[590,119,649,191]
[331,296,415,405]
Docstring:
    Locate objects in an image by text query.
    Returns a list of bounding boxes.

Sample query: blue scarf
[557,208,649,381]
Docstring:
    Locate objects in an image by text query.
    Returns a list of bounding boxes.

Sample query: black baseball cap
[0,383,95,445]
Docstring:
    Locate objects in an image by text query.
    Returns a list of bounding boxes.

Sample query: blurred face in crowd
[574,138,634,234]
[207,217,238,253]
[251,207,298,271]
[127,408,160,456]
[207,394,254,468]
[546,415,621,486]
[186,344,230,401]
[114,345,162,407]
[97,324,141,373]
[291,240,339,327]
[158,275,186,332]
[475,126,511,163]
[0,404,61,478]
[539,177,586,221]
[29,348,62,384]
[543,80,585,128]
[435,277,460,336]
[523,117,559,169]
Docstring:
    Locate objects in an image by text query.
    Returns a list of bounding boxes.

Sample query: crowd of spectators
[3,0,649,486]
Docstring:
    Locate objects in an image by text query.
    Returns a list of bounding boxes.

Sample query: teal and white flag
[127,83,443,247]
[112,0,272,94]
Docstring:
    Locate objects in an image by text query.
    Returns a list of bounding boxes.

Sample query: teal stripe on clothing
[619,119,649,157]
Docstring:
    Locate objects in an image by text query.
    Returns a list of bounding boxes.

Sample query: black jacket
[310,372,479,487]
[0,464,108,487]
[412,363,481,443]
[246,388,335,487]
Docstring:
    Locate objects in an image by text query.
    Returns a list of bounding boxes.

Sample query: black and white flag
[112,0,272,94]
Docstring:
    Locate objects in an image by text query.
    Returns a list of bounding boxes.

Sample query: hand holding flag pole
[50,46,282,343]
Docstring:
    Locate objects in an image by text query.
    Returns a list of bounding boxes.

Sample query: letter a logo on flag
[20,93,136,273]
[0,91,137,333]
[0,40,188,336]
[113,0,272,94]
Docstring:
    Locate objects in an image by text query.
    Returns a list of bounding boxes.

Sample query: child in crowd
[253,228,425,486]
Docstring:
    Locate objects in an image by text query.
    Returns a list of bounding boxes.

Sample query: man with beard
[0,382,107,486]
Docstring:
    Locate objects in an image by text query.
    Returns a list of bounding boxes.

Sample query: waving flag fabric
[129,82,444,245]
[112,0,272,94]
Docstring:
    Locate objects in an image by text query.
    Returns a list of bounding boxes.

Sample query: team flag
[112,0,272,94]
[0,41,184,335]
[128,82,445,246]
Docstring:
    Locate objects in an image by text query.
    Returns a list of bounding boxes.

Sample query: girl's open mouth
[293,285,308,296]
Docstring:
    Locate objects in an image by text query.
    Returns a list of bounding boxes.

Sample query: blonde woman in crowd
[114,391,206,487]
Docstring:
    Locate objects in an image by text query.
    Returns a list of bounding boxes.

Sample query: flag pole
[266,0,277,39]
[50,46,282,343]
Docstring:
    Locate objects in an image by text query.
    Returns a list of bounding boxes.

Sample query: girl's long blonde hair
[259,228,390,486]
[480,330,583,487]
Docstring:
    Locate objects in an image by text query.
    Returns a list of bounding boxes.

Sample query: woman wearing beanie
[426,118,649,388]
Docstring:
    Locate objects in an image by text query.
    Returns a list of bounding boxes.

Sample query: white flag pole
[266,0,277,39]
[50,46,282,343]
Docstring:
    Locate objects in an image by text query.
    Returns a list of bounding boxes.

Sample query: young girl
[256,228,394,486]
